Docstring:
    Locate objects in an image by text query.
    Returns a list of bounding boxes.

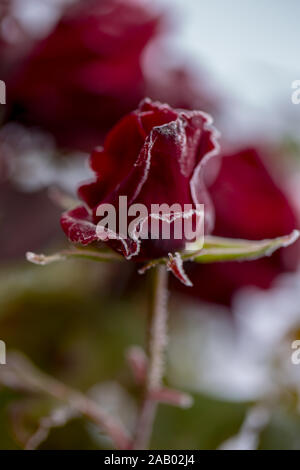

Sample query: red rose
[61,99,219,265]
[6,0,161,151]
[177,148,299,305]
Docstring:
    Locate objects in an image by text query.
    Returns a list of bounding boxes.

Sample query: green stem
[132,265,169,450]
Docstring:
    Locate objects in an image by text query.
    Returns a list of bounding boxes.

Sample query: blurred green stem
[133,265,169,450]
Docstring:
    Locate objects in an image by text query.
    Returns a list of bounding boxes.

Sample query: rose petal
[167,252,193,287]
[60,206,98,246]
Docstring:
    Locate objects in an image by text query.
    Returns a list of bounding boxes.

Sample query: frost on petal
[62,98,220,261]
[60,206,98,246]
[96,223,140,260]
[167,252,193,287]
[61,205,140,259]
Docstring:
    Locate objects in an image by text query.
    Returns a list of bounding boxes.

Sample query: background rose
[3,0,220,154]
[5,0,161,152]
[61,99,219,261]
[176,148,300,305]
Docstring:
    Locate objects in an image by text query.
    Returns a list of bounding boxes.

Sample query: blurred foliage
[0,258,300,449]
[0,389,20,449]
[152,394,247,450]
[259,406,300,450]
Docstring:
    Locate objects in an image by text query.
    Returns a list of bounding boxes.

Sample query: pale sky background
[162,0,300,104]
[160,0,300,140]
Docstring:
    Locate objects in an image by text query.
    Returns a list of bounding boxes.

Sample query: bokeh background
[0,0,300,450]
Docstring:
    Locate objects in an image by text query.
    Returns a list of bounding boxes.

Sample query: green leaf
[139,230,300,273]
[188,230,300,263]
[26,230,299,270]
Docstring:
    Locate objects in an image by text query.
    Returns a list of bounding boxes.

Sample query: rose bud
[61,98,219,267]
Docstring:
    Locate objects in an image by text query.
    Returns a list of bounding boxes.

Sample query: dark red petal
[78,113,146,208]
[102,113,145,163]
[60,206,98,245]
[78,178,106,209]
[135,112,218,212]
[211,148,297,240]
[61,205,140,259]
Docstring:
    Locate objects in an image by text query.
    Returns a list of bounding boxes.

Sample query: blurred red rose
[6,0,161,151]
[61,99,219,264]
[177,148,299,305]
